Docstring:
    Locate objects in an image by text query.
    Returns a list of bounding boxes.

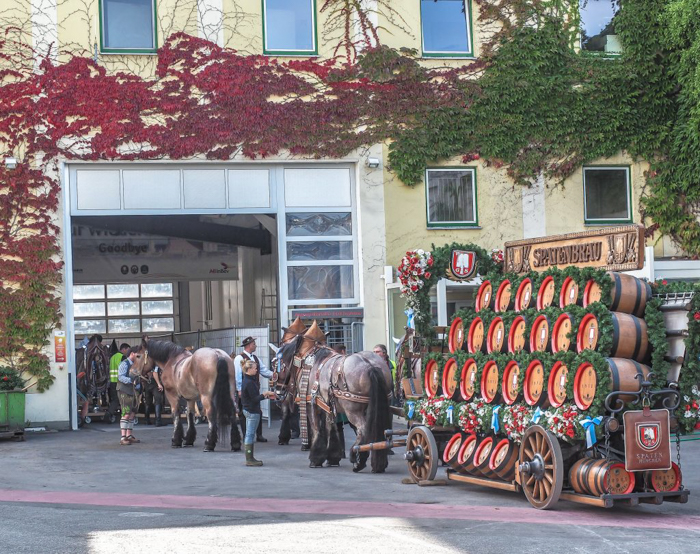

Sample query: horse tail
[365,365,392,473]
[212,356,233,445]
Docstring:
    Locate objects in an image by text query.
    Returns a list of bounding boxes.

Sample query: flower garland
[681,387,700,429]
[398,249,434,313]
[501,403,533,442]
[542,403,580,442]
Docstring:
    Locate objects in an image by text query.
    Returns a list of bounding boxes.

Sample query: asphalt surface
[1,418,699,553]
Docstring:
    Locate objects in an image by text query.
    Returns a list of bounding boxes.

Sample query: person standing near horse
[117,348,140,445]
[241,360,277,466]
[373,344,397,404]
[233,337,273,443]
[143,364,164,426]
[109,343,130,416]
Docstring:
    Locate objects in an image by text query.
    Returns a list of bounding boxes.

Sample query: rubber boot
[145,407,152,425]
[245,444,263,467]
[155,404,163,427]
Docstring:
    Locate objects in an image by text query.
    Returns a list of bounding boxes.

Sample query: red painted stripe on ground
[0,488,698,531]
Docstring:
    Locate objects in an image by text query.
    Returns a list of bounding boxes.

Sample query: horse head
[131,336,155,376]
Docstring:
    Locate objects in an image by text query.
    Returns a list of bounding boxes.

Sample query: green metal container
[0,390,26,432]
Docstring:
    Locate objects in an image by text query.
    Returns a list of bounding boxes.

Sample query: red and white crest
[637,422,661,451]
[450,250,477,280]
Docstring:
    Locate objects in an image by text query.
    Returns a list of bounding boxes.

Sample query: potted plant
[0,366,27,439]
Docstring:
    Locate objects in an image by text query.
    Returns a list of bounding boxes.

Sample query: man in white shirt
[233,336,273,442]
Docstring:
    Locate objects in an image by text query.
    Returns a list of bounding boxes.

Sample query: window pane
[107,284,139,299]
[74,319,106,334]
[265,0,314,52]
[580,0,621,53]
[103,0,155,50]
[584,168,630,221]
[108,301,140,316]
[288,266,354,300]
[286,213,352,236]
[108,319,141,333]
[142,318,175,332]
[74,302,106,317]
[287,241,353,261]
[427,170,476,224]
[422,0,470,54]
[73,285,105,300]
[141,283,173,297]
[142,300,174,315]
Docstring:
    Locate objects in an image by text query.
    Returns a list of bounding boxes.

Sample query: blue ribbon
[446,405,454,424]
[491,405,501,433]
[407,401,415,419]
[405,309,415,329]
[580,416,603,448]
[532,406,544,424]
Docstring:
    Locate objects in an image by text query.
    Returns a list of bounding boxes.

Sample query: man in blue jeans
[240,360,276,466]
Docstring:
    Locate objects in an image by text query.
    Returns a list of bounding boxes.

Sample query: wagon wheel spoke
[526,474,535,486]
[544,450,552,463]
[542,478,552,497]
[524,447,534,459]
[544,471,553,484]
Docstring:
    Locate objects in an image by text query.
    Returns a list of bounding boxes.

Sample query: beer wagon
[385,227,696,509]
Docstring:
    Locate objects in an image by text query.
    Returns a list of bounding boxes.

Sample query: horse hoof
[278,441,289,446]
[352,462,367,473]
[309,462,324,468]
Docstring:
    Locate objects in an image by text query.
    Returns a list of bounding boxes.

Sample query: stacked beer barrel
[425,269,658,490]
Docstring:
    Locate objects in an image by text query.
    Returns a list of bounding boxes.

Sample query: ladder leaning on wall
[260,288,278,344]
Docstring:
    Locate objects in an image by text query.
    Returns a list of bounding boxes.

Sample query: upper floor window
[583,166,631,224]
[100,0,157,54]
[580,0,621,55]
[263,0,317,55]
[426,168,478,228]
[421,0,473,58]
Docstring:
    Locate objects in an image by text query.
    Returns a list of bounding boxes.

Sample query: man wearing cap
[234,336,273,442]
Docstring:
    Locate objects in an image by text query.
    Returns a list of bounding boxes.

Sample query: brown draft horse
[276,323,393,473]
[132,337,241,452]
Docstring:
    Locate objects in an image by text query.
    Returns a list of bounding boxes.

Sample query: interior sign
[99,242,149,255]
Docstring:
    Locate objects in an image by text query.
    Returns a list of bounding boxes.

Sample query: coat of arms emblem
[447,250,477,281]
[637,422,661,451]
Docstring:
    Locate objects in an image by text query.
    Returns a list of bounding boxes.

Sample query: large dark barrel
[583,272,652,318]
[573,358,651,410]
[576,312,651,362]
[569,458,612,496]
[489,438,519,481]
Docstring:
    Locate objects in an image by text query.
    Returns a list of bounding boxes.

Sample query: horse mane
[145,339,186,364]
[279,335,303,369]
[314,347,336,364]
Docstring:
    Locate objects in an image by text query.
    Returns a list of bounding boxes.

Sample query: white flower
[685,411,692,418]
[684,395,690,402]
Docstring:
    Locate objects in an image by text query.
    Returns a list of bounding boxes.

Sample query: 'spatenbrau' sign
[504,224,645,274]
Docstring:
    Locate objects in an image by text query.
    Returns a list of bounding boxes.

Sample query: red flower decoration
[694,312,700,321]
[662,280,668,285]
[2,376,8,381]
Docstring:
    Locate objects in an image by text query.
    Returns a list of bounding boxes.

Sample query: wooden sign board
[504,224,645,274]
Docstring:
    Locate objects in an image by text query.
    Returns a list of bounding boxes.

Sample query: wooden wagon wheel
[518,425,563,510]
[405,426,438,483]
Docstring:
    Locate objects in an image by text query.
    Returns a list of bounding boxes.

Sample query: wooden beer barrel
[547,361,568,408]
[551,312,574,353]
[576,313,599,352]
[514,277,533,312]
[569,458,612,496]
[608,462,636,495]
[442,357,461,401]
[651,462,682,492]
[448,317,465,354]
[611,312,651,362]
[573,362,597,410]
[475,280,493,312]
[460,358,478,401]
[573,358,652,410]
[480,360,500,403]
[457,434,480,475]
[473,436,498,479]
[487,316,506,353]
[529,314,550,353]
[523,359,547,407]
[560,276,579,308]
[494,279,512,312]
[583,273,652,318]
[489,438,519,481]
[467,317,485,353]
[536,275,556,310]
[501,360,521,405]
[507,315,527,353]
[424,358,441,398]
[443,433,464,472]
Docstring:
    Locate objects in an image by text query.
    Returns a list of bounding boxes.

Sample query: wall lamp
[4,157,17,170]
[366,157,381,169]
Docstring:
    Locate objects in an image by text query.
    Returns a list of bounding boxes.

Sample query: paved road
[1,420,699,553]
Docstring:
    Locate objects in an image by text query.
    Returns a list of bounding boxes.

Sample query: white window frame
[262,0,317,56]
[425,168,478,228]
[582,165,632,224]
[99,0,157,54]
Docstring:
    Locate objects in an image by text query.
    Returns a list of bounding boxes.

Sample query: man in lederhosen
[233,336,273,443]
